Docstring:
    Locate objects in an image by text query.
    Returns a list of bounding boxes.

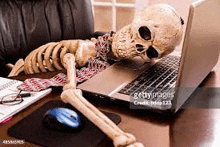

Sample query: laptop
[78,0,220,113]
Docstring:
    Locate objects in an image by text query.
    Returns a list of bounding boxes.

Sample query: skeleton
[8,3,183,77]
[8,4,184,147]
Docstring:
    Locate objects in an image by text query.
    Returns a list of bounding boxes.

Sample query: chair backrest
[0,0,94,76]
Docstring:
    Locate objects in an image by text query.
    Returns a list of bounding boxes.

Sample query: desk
[0,58,220,147]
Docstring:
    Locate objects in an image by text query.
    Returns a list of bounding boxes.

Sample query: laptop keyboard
[118,55,180,98]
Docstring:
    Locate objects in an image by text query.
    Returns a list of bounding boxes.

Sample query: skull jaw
[111,25,132,59]
[111,25,148,61]
[111,45,152,63]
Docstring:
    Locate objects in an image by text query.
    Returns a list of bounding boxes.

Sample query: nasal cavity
[147,46,158,59]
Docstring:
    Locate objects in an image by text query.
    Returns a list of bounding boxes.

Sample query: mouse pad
[8,100,121,147]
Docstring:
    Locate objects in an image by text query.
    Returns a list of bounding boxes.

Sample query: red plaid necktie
[17,73,67,92]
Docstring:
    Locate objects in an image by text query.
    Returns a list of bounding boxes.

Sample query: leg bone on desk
[61,53,144,147]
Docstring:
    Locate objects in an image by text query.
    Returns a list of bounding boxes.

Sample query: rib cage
[24,40,80,74]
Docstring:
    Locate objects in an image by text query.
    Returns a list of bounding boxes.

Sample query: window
[91,0,137,32]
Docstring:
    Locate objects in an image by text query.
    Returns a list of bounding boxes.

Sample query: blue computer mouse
[43,107,84,132]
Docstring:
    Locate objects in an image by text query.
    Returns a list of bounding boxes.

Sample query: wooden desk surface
[0,58,220,147]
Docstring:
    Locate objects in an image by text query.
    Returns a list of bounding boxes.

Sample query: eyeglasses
[0,90,31,105]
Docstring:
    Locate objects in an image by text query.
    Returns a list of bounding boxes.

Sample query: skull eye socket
[138,26,151,41]
[136,44,145,52]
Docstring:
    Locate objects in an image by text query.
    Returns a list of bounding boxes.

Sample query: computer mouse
[42,107,84,132]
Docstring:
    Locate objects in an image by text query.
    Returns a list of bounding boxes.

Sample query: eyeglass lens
[0,91,23,105]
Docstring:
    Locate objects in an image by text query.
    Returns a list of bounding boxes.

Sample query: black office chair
[0,0,97,77]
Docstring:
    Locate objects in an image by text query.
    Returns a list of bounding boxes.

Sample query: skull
[111,3,184,62]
